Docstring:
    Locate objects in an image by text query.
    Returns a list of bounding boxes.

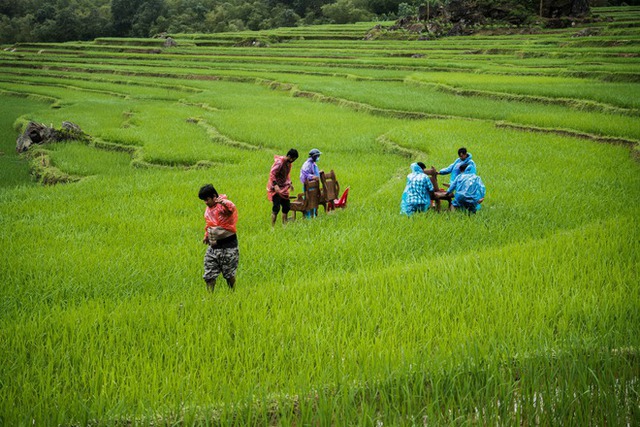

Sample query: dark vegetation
[1,0,636,43]
[370,0,612,40]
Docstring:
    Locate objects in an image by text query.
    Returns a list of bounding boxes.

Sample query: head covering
[410,162,423,174]
[309,148,322,158]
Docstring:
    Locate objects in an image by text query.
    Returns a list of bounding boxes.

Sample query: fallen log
[16,121,87,153]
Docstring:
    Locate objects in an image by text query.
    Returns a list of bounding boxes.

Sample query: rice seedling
[0,6,638,425]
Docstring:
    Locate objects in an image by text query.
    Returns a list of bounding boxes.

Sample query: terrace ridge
[187,117,263,151]
[405,79,640,117]
[0,88,60,107]
[0,70,203,94]
[495,122,640,148]
[19,131,222,184]
[291,89,456,121]
[92,138,221,170]
[23,146,83,185]
[376,134,428,160]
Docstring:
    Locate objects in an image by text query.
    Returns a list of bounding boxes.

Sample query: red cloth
[204,195,237,239]
[267,155,293,201]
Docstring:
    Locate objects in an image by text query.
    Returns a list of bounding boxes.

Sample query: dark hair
[417,162,426,169]
[458,147,468,156]
[287,148,299,159]
[198,184,218,200]
[459,163,468,172]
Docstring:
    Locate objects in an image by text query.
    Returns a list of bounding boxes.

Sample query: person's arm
[439,160,456,175]
[214,197,235,213]
[446,176,459,196]
[425,175,435,198]
[269,159,282,193]
[203,218,210,244]
[278,170,293,196]
[477,176,486,202]
[285,178,293,194]
[300,162,310,184]
[300,165,318,184]
[273,182,285,196]
[466,160,477,175]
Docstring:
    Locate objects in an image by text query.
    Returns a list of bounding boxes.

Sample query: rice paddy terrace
[0,6,639,426]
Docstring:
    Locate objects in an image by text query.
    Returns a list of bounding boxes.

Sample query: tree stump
[16,121,87,153]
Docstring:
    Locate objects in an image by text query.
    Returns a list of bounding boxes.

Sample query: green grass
[0,99,43,188]
[0,6,639,425]
[406,71,640,110]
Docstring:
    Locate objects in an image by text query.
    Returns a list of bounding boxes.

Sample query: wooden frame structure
[289,169,349,219]
[424,166,453,211]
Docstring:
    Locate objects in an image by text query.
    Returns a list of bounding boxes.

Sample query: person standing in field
[401,162,435,216]
[267,149,299,226]
[299,148,322,218]
[199,184,239,292]
[445,163,486,214]
[437,147,477,183]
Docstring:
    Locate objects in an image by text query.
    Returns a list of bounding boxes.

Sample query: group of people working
[401,147,486,216]
[197,146,485,292]
[194,148,322,291]
[267,148,324,225]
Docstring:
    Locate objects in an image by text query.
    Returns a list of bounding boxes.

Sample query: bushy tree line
[0,0,363,41]
[0,0,633,43]
[0,0,112,43]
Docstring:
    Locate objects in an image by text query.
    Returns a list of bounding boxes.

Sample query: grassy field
[1,6,639,426]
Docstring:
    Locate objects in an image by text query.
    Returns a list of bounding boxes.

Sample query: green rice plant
[0,9,639,424]
[93,38,167,47]
[45,142,133,177]
[0,73,199,101]
[0,98,46,188]
[406,71,640,110]
[1,212,637,423]
[273,76,640,141]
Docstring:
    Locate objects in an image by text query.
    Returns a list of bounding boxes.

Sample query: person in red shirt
[267,149,298,226]
[198,184,239,292]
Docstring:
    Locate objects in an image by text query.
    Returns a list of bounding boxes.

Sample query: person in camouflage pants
[198,184,239,292]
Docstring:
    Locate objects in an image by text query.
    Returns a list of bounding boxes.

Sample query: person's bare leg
[271,212,278,227]
[282,212,288,225]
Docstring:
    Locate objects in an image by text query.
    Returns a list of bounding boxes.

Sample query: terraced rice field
[1,6,639,426]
